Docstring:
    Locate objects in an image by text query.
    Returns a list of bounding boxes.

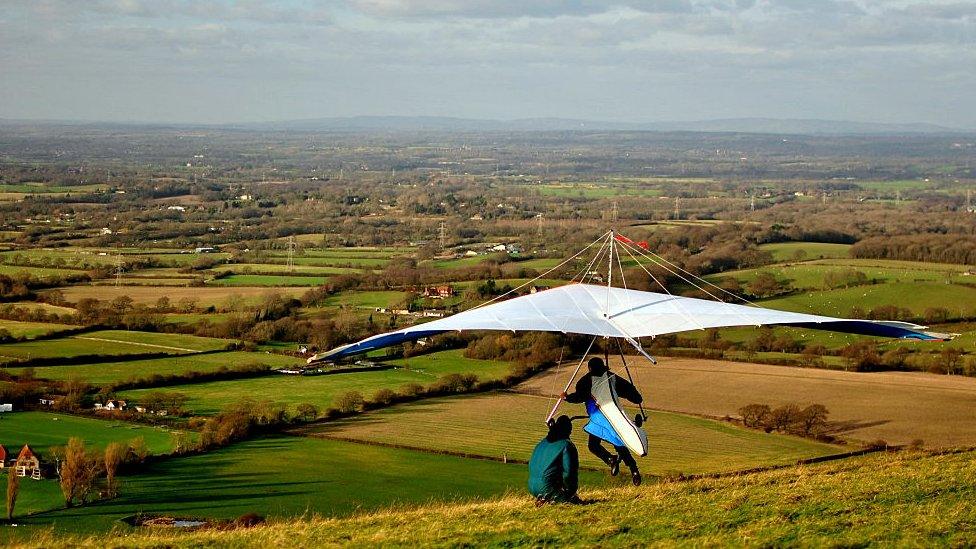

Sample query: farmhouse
[39,395,61,407]
[423,285,455,299]
[95,399,128,411]
[15,445,42,479]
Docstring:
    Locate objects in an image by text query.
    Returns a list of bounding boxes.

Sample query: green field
[713,260,964,292]
[53,449,976,547]
[758,242,852,262]
[0,319,78,338]
[0,264,88,280]
[270,247,409,259]
[308,391,842,475]
[0,330,231,365]
[11,436,566,535]
[74,330,231,352]
[275,256,390,268]
[0,249,232,269]
[218,263,360,275]
[54,286,308,307]
[9,351,302,384]
[0,183,108,194]
[323,290,411,308]
[761,281,976,318]
[162,312,246,326]
[0,412,179,459]
[506,258,563,271]
[430,255,495,269]
[209,274,333,287]
[121,350,511,414]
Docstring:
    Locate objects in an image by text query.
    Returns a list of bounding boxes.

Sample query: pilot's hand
[559,391,568,399]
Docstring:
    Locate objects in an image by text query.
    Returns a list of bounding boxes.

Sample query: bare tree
[104,442,126,498]
[6,470,19,522]
[58,437,102,507]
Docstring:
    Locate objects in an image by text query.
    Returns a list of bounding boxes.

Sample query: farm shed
[15,444,42,479]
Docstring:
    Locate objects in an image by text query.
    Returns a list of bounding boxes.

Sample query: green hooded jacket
[528,437,579,501]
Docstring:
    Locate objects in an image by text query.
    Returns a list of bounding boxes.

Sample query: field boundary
[73,335,202,353]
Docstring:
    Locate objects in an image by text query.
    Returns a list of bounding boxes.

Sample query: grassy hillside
[308,391,842,474]
[7,436,600,536]
[119,350,511,414]
[19,449,976,547]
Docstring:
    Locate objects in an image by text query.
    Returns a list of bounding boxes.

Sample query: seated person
[528,415,581,505]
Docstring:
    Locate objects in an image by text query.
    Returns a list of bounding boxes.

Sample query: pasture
[0,319,78,338]
[271,256,390,268]
[323,290,411,308]
[0,249,232,269]
[761,281,976,318]
[120,350,511,414]
[217,263,359,275]
[306,392,841,475]
[51,285,307,307]
[520,357,976,447]
[430,255,496,269]
[55,449,976,547]
[0,330,230,365]
[209,274,333,287]
[758,242,851,261]
[0,264,88,280]
[712,259,967,292]
[15,436,559,534]
[81,330,232,352]
[0,412,179,458]
[9,351,302,384]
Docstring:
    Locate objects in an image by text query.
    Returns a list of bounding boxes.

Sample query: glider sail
[308,283,944,363]
[589,372,649,457]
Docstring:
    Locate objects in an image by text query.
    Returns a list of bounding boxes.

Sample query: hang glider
[307,282,946,363]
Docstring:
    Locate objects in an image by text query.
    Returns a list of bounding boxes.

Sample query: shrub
[434,373,478,393]
[234,513,265,528]
[295,402,320,422]
[398,383,425,397]
[370,388,398,407]
[334,391,365,413]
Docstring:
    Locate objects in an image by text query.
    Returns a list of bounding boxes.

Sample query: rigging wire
[545,335,597,424]
[615,337,647,423]
[616,237,707,331]
[471,230,610,311]
[616,237,764,328]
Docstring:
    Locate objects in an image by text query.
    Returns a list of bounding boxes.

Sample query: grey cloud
[1,0,974,126]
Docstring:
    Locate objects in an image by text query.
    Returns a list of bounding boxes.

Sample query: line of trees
[738,403,830,438]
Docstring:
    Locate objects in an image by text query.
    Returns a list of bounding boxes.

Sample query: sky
[1,0,974,126]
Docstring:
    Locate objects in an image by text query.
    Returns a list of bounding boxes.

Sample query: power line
[439,221,448,250]
[286,235,296,272]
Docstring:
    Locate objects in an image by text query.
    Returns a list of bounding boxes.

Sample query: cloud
[1,0,974,126]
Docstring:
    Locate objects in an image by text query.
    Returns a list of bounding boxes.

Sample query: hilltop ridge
[18,449,976,548]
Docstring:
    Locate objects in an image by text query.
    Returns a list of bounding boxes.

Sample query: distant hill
[2,116,968,136]
[246,116,967,135]
[41,449,976,546]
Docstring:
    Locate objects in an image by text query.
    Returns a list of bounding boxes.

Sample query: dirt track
[518,357,976,447]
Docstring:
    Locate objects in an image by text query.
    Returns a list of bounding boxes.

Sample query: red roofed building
[15,444,42,479]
